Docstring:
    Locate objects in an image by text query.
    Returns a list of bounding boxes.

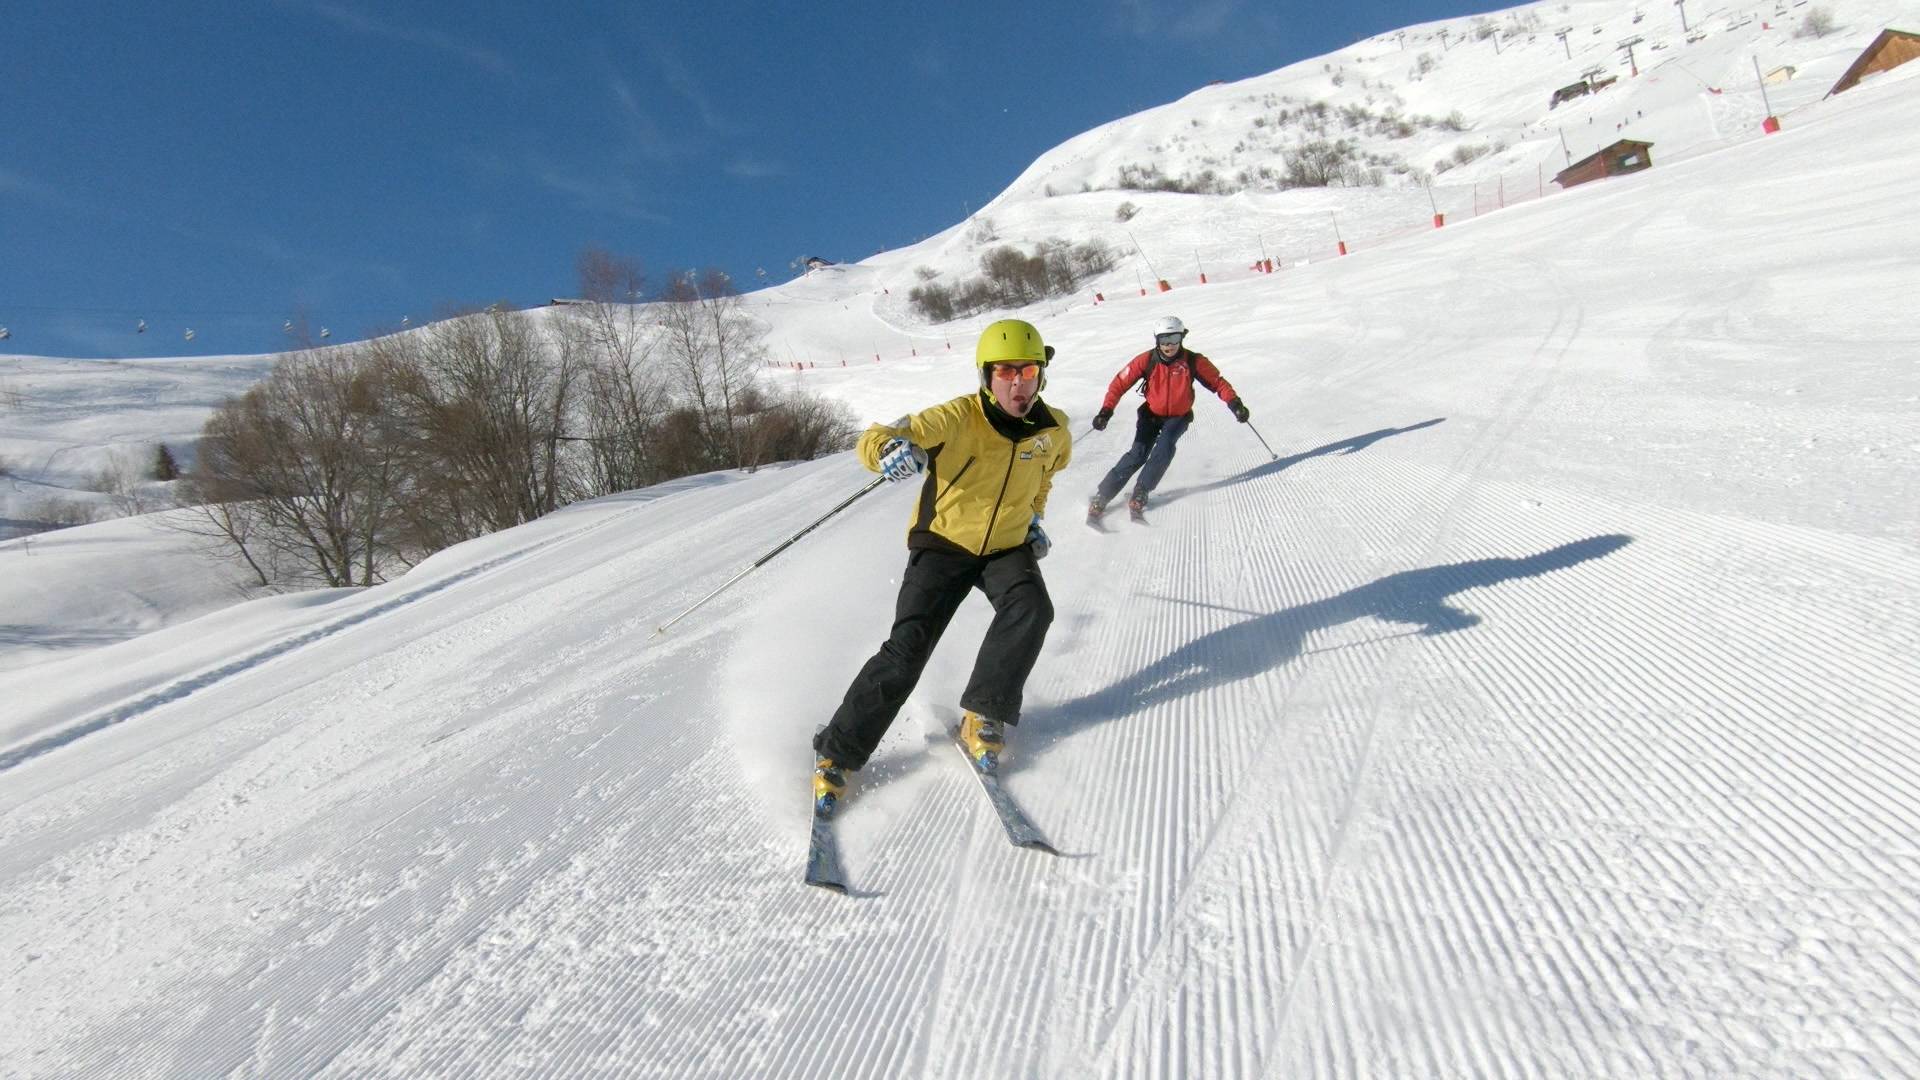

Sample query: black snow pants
[813,545,1053,771]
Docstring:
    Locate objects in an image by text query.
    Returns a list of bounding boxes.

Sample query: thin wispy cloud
[459,138,666,224]
[0,165,392,325]
[609,75,692,162]
[1114,0,1241,41]
[725,156,785,179]
[301,2,512,76]
[281,257,410,316]
[155,218,299,272]
[529,158,669,224]
[911,50,951,81]
[255,237,409,300]
[649,47,746,138]
[152,215,407,311]
[0,167,91,213]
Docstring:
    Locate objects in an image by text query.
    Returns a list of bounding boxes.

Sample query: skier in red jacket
[1087,316,1250,523]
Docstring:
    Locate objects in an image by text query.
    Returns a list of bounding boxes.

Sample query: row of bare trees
[906,238,1115,322]
[179,252,857,588]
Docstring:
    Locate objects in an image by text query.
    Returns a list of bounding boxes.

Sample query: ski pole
[1246,421,1279,461]
[653,473,887,637]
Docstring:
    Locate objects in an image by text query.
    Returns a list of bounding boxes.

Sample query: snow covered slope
[3,35,1917,1080]
[0,353,275,539]
[832,0,1920,336]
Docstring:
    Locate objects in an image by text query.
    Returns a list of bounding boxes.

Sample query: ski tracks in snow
[1023,248,1920,1077]
[7,247,1919,1075]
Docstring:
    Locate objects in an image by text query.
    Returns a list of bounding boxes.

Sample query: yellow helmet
[974,319,1047,369]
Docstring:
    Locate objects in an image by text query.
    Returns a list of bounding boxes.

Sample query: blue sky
[2,0,1485,359]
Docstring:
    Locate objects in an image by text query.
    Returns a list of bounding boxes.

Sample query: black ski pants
[814,545,1053,771]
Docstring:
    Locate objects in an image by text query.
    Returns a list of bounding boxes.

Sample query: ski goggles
[1155,333,1185,346]
[988,362,1043,383]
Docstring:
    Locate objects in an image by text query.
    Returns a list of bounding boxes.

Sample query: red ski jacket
[1099,348,1238,419]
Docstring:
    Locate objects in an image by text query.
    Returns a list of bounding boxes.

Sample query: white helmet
[1151,315,1187,340]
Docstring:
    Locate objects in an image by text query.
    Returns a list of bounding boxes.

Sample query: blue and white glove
[1027,515,1050,560]
[878,437,928,482]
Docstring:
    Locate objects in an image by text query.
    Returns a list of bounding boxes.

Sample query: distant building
[1549,80,1593,108]
[1828,28,1920,96]
[1765,64,1798,84]
[803,256,836,271]
[546,298,591,306]
[1554,139,1654,189]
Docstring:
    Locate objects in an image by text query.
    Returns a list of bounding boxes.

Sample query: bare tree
[88,449,153,516]
[562,249,669,492]
[655,274,727,470]
[179,313,587,588]
[655,269,774,470]
[577,247,647,306]
[736,383,859,468]
[696,269,770,468]
[166,484,273,588]
[383,308,580,549]
[23,496,101,530]
[1797,7,1835,36]
[1285,139,1355,186]
[0,380,21,478]
[188,345,407,587]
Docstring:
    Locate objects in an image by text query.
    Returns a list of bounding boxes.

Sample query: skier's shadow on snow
[1153,417,1446,506]
[1039,533,1633,730]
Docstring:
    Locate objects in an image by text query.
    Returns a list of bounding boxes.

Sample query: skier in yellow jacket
[813,319,1072,812]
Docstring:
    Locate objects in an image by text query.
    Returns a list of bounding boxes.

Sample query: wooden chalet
[1554,139,1654,189]
[1828,28,1920,96]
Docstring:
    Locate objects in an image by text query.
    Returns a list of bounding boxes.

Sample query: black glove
[1228,398,1250,423]
[1091,407,1113,431]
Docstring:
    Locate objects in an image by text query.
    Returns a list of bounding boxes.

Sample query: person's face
[987,362,1041,416]
[1156,333,1183,358]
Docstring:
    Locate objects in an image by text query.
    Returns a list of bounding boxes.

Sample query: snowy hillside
[838,0,1920,338]
[5,12,1920,1074]
[6,0,1920,1074]
[0,353,274,538]
[7,0,1913,543]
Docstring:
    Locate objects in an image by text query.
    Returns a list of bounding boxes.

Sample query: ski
[950,728,1059,854]
[805,801,848,893]
[805,757,849,893]
[1086,500,1110,531]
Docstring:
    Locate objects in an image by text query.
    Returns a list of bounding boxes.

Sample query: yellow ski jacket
[858,392,1072,556]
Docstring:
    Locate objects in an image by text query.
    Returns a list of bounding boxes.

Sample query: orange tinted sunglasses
[989,362,1043,382]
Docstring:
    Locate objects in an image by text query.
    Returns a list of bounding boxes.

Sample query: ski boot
[813,757,847,817]
[959,711,1005,773]
[1086,495,1108,527]
[1127,492,1148,523]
